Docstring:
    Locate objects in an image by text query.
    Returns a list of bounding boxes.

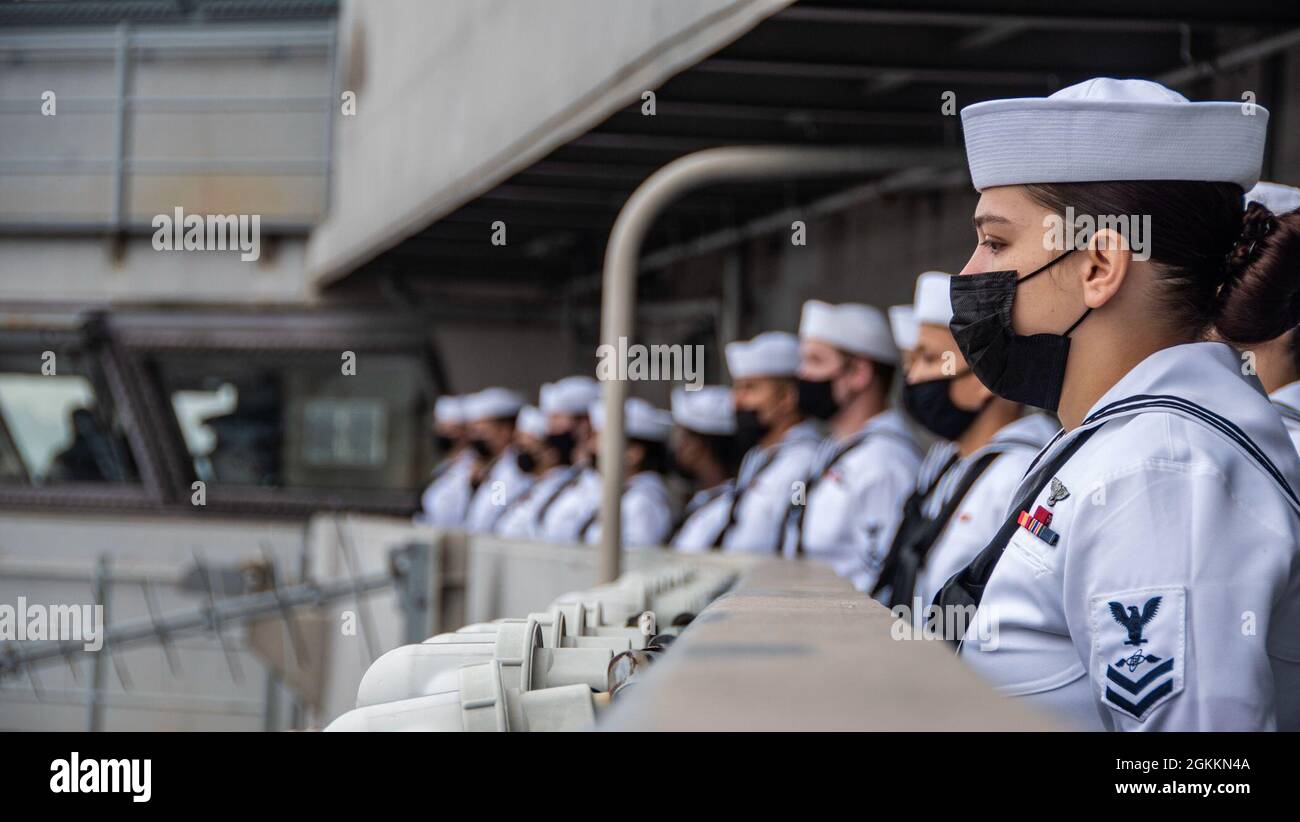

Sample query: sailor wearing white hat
[460,388,534,533]
[517,404,546,439]
[536,376,605,543]
[888,304,918,369]
[936,78,1300,730]
[783,300,921,591]
[581,397,676,548]
[719,332,822,553]
[666,386,741,552]
[494,405,584,539]
[416,394,476,527]
[874,271,1057,609]
[1237,182,1300,455]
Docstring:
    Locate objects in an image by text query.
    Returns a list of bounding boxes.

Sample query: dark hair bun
[1215,202,1300,345]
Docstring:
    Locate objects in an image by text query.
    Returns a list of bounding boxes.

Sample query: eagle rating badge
[1091,586,1185,723]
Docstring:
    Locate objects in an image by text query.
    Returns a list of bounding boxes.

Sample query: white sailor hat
[961,78,1268,191]
[725,331,800,379]
[462,387,524,422]
[888,305,917,352]
[1247,181,1300,215]
[799,300,899,364]
[434,395,466,425]
[913,271,953,327]
[588,397,673,442]
[670,386,736,436]
[516,405,547,439]
[540,375,600,416]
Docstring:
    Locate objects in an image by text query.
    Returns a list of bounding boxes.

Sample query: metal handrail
[595,145,963,581]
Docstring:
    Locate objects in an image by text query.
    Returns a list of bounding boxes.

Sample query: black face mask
[797,376,839,420]
[516,449,537,473]
[544,431,576,465]
[733,409,769,453]
[949,248,1088,413]
[469,438,493,459]
[902,373,987,441]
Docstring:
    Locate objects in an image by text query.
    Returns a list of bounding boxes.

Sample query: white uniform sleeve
[1062,462,1294,730]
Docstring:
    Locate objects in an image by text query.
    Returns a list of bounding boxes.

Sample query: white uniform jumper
[721,420,822,554]
[914,414,1058,607]
[1268,380,1300,455]
[953,343,1300,730]
[671,481,736,552]
[783,409,921,591]
[583,471,674,549]
[538,466,600,543]
[493,464,582,539]
[462,446,534,534]
[416,450,475,527]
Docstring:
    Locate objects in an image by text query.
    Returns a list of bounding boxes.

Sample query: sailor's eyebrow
[972,213,1013,230]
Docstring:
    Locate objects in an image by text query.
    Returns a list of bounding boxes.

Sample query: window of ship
[152,352,430,491]
[0,348,140,486]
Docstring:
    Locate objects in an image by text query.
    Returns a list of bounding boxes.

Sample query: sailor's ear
[1081,227,1131,310]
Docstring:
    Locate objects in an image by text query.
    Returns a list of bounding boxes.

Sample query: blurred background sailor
[1238,181,1300,454]
[721,332,821,553]
[461,388,532,533]
[889,304,918,371]
[667,385,740,551]
[417,394,475,527]
[495,404,581,539]
[582,397,675,548]
[784,300,920,591]
[876,271,1058,607]
[537,376,603,542]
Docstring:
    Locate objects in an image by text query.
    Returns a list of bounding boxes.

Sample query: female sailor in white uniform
[876,271,1056,609]
[668,385,740,552]
[720,332,822,553]
[460,388,534,533]
[535,376,602,543]
[582,397,676,549]
[938,78,1300,731]
[417,395,475,527]
[494,405,582,539]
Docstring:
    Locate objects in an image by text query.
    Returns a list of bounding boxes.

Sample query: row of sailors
[418,274,1057,606]
[421,77,1300,731]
